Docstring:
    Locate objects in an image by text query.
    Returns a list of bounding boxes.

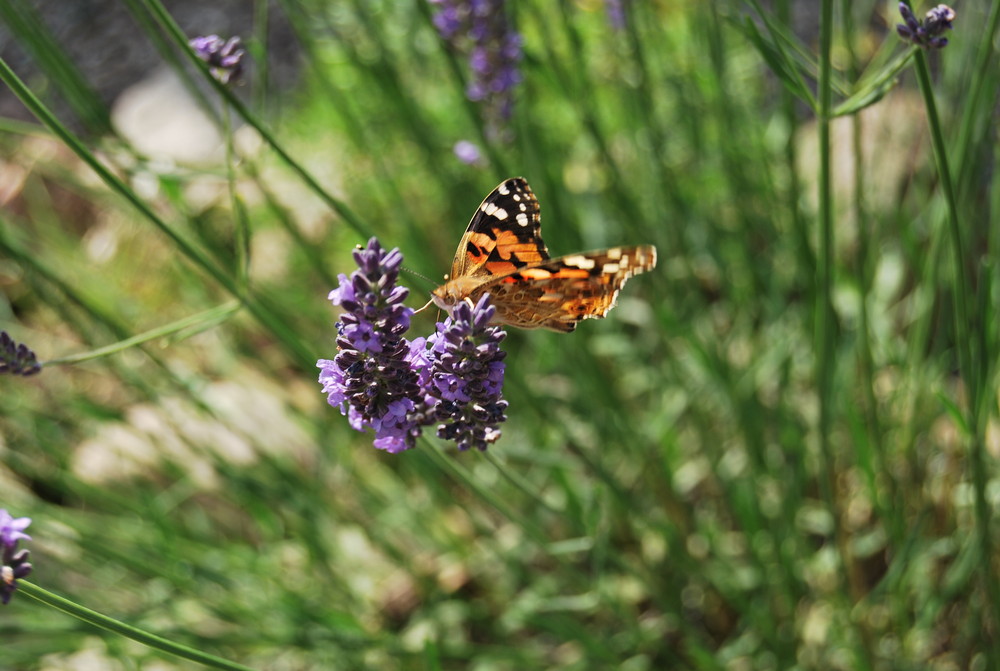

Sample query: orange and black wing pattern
[449,177,548,279]
[433,178,656,332]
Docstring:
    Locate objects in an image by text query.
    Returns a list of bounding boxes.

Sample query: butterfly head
[431,275,484,315]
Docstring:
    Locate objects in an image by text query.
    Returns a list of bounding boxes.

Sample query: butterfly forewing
[450,177,547,279]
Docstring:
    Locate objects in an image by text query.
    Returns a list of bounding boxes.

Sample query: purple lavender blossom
[0,331,40,376]
[897,3,956,49]
[418,295,508,451]
[317,239,424,453]
[319,240,512,453]
[428,0,523,141]
[605,0,628,31]
[453,140,483,165]
[1,510,32,605]
[189,35,246,84]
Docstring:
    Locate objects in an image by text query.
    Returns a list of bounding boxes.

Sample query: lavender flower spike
[318,238,424,453]
[897,3,956,49]
[190,35,246,84]
[0,331,41,376]
[1,510,32,605]
[429,0,523,141]
[420,294,508,451]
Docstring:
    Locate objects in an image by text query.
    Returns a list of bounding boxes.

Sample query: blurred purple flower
[417,295,508,451]
[1,510,32,606]
[189,35,246,84]
[896,3,955,49]
[317,238,424,453]
[453,140,483,165]
[0,511,30,548]
[428,0,523,141]
[0,331,40,377]
[605,0,628,30]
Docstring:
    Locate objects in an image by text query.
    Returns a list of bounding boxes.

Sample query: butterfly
[431,177,657,332]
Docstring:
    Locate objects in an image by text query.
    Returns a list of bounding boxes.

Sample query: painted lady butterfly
[432,177,657,332]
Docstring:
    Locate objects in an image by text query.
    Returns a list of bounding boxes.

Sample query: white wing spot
[498,184,510,195]
[482,202,497,216]
[493,208,509,220]
[607,248,623,260]
[602,262,620,274]
[563,255,596,269]
[516,213,529,227]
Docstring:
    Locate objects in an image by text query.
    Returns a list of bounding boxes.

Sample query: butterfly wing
[449,177,548,280]
[468,245,658,332]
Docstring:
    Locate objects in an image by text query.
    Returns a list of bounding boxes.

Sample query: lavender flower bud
[189,35,246,84]
[0,510,32,605]
[897,3,955,49]
[0,331,40,376]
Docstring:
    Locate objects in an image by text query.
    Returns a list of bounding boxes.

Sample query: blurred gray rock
[0,0,300,131]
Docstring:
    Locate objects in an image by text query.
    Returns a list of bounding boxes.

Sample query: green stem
[17,582,258,671]
[483,451,563,517]
[43,302,240,367]
[912,47,998,664]
[418,440,553,549]
[816,2,873,667]
[222,105,251,289]
[815,0,837,518]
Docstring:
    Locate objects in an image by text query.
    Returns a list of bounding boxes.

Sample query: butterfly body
[432,178,656,333]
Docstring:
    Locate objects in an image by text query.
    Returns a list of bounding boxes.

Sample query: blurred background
[1,0,998,669]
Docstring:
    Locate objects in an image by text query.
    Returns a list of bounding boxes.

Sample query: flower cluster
[318,239,508,453]
[418,295,508,451]
[897,3,956,49]
[0,331,41,376]
[429,0,523,142]
[318,239,423,453]
[1,510,32,605]
[189,35,246,84]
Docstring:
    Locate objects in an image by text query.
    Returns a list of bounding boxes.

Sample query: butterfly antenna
[401,266,438,288]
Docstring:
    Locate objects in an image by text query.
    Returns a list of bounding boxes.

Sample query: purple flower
[605,0,628,30]
[453,140,483,165]
[0,511,31,548]
[1,510,32,606]
[319,242,513,453]
[417,295,508,451]
[189,35,246,84]
[317,238,424,453]
[897,3,956,49]
[428,0,523,141]
[0,331,40,377]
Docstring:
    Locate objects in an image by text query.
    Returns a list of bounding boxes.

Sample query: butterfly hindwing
[469,246,658,332]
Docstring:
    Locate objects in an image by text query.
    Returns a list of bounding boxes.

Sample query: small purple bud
[0,332,40,377]
[454,140,483,165]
